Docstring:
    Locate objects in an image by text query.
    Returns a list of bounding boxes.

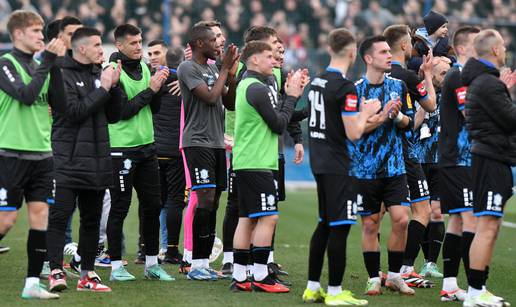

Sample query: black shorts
[315,174,358,226]
[0,156,54,211]
[226,154,238,210]
[439,166,473,214]
[422,163,440,201]
[158,156,186,207]
[183,147,227,191]
[406,159,430,203]
[236,170,278,218]
[357,175,410,216]
[272,155,286,201]
[472,154,513,218]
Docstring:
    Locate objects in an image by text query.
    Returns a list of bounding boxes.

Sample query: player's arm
[414,106,426,129]
[221,59,240,111]
[47,66,66,113]
[0,51,58,106]
[342,92,381,141]
[105,86,123,124]
[416,52,437,112]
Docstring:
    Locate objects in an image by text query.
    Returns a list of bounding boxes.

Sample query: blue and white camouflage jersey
[347,74,411,179]
[416,94,441,164]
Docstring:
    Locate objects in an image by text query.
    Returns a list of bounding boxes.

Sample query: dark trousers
[107,153,161,261]
[47,187,104,271]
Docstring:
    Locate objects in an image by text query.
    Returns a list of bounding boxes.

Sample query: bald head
[474,29,506,67]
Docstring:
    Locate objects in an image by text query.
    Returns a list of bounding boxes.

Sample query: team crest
[267,194,276,207]
[200,169,209,180]
[0,188,7,204]
[123,159,132,170]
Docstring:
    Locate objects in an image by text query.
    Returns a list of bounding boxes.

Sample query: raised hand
[285,70,303,98]
[500,67,516,89]
[360,98,381,116]
[46,38,66,57]
[184,44,192,60]
[167,80,181,95]
[100,65,114,91]
[111,60,122,87]
[221,44,239,71]
[149,68,169,92]
[420,49,434,76]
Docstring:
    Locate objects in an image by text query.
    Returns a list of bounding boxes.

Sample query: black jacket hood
[60,55,101,74]
[461,58,500,86]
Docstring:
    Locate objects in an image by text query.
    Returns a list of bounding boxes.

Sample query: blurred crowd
[0,0,515,77]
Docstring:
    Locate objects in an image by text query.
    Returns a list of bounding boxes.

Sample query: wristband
[393,111,404,123]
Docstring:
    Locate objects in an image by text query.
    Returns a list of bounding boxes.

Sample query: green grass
[1,190,516,306]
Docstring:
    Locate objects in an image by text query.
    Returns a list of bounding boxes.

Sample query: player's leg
[133,155,174,281]
[76,190,111,292]
[47,187,77,292]
[230,217,254,291]
[420,199,444,278]
[303,174,330,302]
[221,155,238,274]
[107,156,136,281]
[95,189,111,268]
[268,155,286,274]
[0,156,22,252]
[164,156,186,264]
[465,155,511,306]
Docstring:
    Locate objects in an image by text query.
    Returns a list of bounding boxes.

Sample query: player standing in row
[438,26,480,302]
[0,10,66,299]
[349,35,414,296]
[46,27,122,293]
[230,41,304,293]
[177,23,239,280]
[303,28,380,306]
[462,29,515,307]
[106,23,173,282]
[383,24,438,288]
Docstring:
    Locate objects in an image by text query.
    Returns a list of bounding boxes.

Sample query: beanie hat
[423,11,448,35]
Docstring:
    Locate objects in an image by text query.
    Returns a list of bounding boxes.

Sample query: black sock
[442,233,462,278]
[192,208,211,260]
[328,225,350,286]
[27,229,47,278]
[222,206,239,252]
[363,251,380,278]
[421,224,430,261]
[308,222,329,282]
[467,268,486,290]
[207,210,217,258]
[485,265,490,282]
[252,246,270,281]
[248,244,254,265]
[388,250,404,273]
[428,221,445,263]
[462,231,475,277]
[166,245,179,256]
[402,220,426,266]
[233,249,250,281]
[0,233,4,241]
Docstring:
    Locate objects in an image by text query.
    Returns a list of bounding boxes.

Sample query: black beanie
[423,11,448,35]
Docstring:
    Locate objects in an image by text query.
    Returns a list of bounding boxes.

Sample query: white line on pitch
[502,221,516,228]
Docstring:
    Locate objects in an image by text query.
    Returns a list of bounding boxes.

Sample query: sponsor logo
[416,81,428,96]
[344,94,358,112]
[0,188,7,205]
[455,86,467,105]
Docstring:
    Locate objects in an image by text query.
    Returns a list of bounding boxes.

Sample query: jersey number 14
[309,90,326,130]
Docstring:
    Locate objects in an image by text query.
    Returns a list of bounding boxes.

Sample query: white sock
[253,263,268,281]
[222,252,233,264]
[267,251,274,264]
[191,259,203,270]
[307,280,321,292]
[111,260,123,271]
[25,277,40,289]
[468,286,483,298]
[400,265,413,274]
[327,285,342,296]
[387,271,400,279]
[369,276,381,283]
[203,258,209,269]
[232,264,247,282]
[73,252,81,262]
[183,249,192,263]
[145,255,158,268]
[442,277,459,291]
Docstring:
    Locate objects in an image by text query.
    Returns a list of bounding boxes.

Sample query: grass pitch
[1,190,515,306]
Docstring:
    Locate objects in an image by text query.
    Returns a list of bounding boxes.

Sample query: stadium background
[0,0,515,184]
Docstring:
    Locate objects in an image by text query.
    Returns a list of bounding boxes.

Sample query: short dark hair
[71,27,101,49]
[148,39,168,49]
[452,26,480,48]
[243,26,277,43]
[241,41,272,63]
[45,19,61,42]
[59,16,82,32]
[383,25,410,49]
[358,35,387,61]
[166,46,185,68]
[194,20,221,28]
[7,10,44,36]
[328,28,356,54]
[114,24,142,41]
[187,24,213,50]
